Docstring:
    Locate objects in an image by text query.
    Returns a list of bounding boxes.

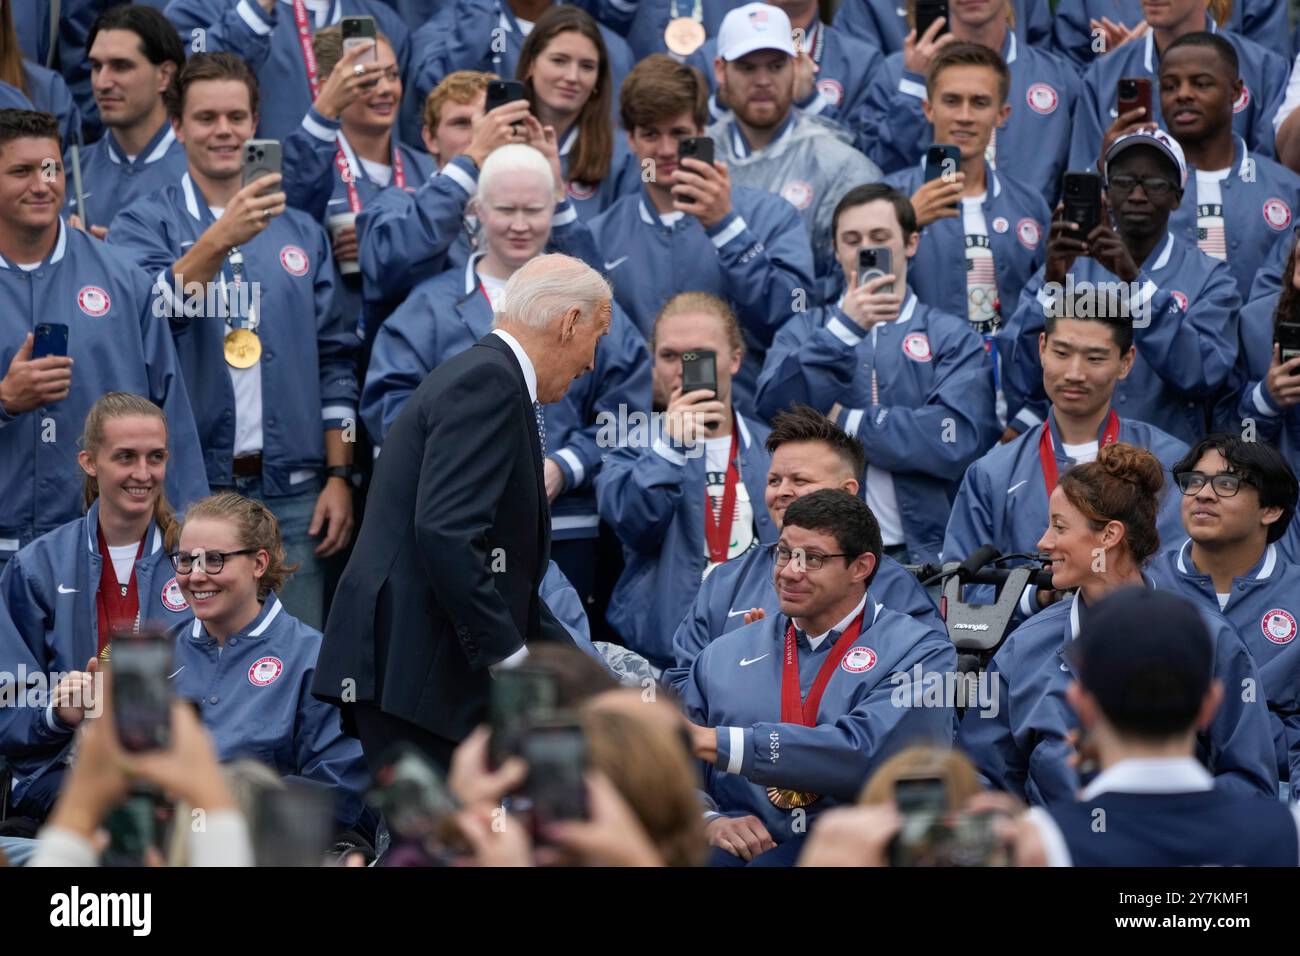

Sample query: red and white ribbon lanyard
[1039,409,1120,494]
[704,429,740,564]
[780,605,866,725]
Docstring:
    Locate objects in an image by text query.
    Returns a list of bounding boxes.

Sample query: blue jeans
[222,475,326,631]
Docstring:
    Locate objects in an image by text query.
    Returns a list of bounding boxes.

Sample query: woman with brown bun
[957,443,1277,805]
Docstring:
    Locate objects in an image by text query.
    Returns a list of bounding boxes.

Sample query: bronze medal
[767,787,821,810]
[664,16,706,55]
[224,328,262,368]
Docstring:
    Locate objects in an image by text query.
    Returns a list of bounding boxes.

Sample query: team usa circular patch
[841,645,877,673]
[1233,85,1251,113]
[248,656,284,686]
[77,285,110,317]
[1026,82,1059,115]
[902,332,932,362]
[567,180,597,200]
[1264,198,1292,230]
[779,179,814,210]
[992,216,1009,233]
[1262,609,1297,645]
[1170,290,1188,311]
[1016,218,1042,250]
[160,577,188,612]
[817,78,844,106]
[279,244,309,276]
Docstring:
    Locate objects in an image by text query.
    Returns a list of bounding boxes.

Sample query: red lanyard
[293,2,408,212]
[704,429,740,564]
[1039,409,1120,495]
[95,525,145,655]
[780,605,867,725]
[337,139,409,212]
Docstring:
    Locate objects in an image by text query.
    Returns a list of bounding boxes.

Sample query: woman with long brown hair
[957,442,1277,806]
[0,0,81,147]
[0,392,193,822]
[516,4,638,220]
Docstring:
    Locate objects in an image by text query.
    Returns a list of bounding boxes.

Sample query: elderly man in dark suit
[312,253,613,772]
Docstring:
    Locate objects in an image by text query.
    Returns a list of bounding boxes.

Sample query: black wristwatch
[325,465,356,483]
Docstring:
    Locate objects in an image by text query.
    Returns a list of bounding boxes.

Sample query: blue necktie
[534,401,547,456]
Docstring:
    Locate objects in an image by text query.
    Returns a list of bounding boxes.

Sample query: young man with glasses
[1148,434,1300,796]
[680,488,956,865]
[1002,128,1241,446]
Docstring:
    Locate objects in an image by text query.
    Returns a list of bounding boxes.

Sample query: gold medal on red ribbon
[664,16,706,55]
[224,328,262,368]
[767,787,821,810]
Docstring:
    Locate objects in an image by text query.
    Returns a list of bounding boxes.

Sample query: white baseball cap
[717,2,796,62]
[1105,128,1188,187]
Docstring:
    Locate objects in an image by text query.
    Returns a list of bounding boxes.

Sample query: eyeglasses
[1107,174,1177,198]
[774,545,849,571]
[1174,472,1249,498]
[168,548,258,574]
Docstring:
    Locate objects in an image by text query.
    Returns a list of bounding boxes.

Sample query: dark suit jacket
[313,333,568,742]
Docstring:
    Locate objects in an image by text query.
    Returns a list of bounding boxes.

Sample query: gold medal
[224,328,262,368]
[664,16,706,56]
[767,787,821,810]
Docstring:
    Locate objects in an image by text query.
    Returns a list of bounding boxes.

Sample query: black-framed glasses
[774,546,849,571]
[1106,174,1177,198]
[1175,472,1248,498]
[168,548,258,574]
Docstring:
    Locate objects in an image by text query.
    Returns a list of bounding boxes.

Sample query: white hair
[495,254,611,330]
[475,143,554,203]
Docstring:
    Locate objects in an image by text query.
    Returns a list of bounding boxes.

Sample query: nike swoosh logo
[180,240,195,248]
[603,256,628,271]
[1007,480,1029,495]
[739,654,769,666]
[1060,662,1069,671]
[168,666,185,680]
[726,608,750,618]
[57,584,79,594]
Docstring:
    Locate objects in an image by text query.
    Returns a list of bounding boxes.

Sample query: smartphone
[240,139,282,190]
[484,79,526,114]
[520,722,589,833]
[102,793,160,867]
[341,15,378,63]
[892,775,947,815]
[1116,76,1152,119]
[112,629,174,753]
[32,322,69,359]
[252,781,336,867]
[857,246,893,288]
[367,743,457,841]
[678,135,715,168]
[1277,320,1300,363]
[489,666,560,766]
[1061,170,1103,237]
[924,143,961,184]
[681,349,718,397]
[914,0,948,39]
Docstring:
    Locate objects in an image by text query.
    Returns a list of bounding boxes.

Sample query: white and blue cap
[1104,128,1188,187]
[717,2,796,61]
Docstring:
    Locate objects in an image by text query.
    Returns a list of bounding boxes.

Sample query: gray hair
[494,254,612,330]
